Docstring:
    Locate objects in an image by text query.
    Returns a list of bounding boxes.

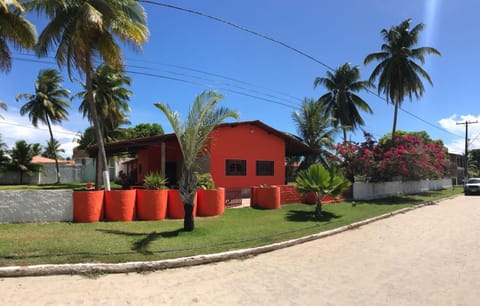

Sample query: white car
[464,178,480,195]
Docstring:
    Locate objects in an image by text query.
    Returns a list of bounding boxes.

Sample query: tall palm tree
[7,140,42,184]
[17,69,69,183]
[74,63,132,188]
[75,63,132,140]
[314,63,373,142]
[0,0,36,73]
[364,18,441,141]
[43,138,65,159]
[155,90,238,231]
[292,98,337,170]
[25,0,149,190]
[0,100,6,119]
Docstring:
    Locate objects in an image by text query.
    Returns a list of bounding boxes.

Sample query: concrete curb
[0,196,459,278]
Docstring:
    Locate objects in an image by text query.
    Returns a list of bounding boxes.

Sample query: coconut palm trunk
[44,116,60,183]
[85,61,110,190]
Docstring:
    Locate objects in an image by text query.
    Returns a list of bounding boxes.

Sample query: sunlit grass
[0,186,462,267]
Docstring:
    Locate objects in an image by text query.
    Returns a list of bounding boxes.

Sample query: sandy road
[1,195,479,305]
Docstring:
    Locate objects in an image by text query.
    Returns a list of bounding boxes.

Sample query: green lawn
[0,187,462,267]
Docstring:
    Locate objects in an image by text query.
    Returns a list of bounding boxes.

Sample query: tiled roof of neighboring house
[90,120,315,157]
[32,155,75,165]
[72,148,91,159]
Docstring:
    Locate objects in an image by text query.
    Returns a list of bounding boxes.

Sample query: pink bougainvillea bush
[335,132,450,182]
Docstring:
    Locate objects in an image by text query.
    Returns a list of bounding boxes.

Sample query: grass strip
[0,187,462,267]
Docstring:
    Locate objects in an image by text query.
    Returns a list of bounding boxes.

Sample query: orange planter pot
[104,190,136,221]
[167,189,197,219]
[73,190,104,222]
[197,188,225,217]
[253,186,281,209]
[136,189,168,220]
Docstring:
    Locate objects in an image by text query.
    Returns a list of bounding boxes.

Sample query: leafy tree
[314,63,373,142]
[295,164,351,218]
[26,0,149,190]
[122,123,164,139]
[43,138,65,159]
[292,98,337,170]
[364,18,441,141]
[155,90,238,231]
[17,69,70,183]
[0,0,36,73]
[7,140,42,184]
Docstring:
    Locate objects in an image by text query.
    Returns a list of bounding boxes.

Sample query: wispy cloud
[0,113,79,158]
[438,114,480,154]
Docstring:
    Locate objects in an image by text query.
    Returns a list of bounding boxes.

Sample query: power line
[138,1,461,139]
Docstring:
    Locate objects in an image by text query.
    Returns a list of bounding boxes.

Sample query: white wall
[353,178,452,200]
[0,190,72,223]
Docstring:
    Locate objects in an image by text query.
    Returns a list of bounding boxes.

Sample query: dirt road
[2,195,479,305]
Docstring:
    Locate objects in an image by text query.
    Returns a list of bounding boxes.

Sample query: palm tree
[43,138,65,159]
[0,100,6,119]
[314,63,373,142]
[155,90,238,231]
[75,63,132,140]
[0,133,9,170]
[74,63,132,188]
[0,0,36,73]
[7,140,42,184]
[364,18,441,141]
[292,98,337,170]
[17,69,69,183]
[295,164,350,218]
[25,0,149,190]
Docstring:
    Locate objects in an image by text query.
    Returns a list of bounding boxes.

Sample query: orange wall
[136,140,182,183]
[209,124,285,188]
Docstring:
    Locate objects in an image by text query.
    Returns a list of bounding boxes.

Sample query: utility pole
[456,120,478,181]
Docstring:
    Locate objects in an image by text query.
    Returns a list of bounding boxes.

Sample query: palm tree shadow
[97,228,183,255]
[285,210,340,222]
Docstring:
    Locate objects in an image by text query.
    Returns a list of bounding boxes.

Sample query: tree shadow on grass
[285,210,340,222]
[97,228,183,255]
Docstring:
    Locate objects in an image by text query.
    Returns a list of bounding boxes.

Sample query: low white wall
[353,178,452,201]
[0,190,73,223]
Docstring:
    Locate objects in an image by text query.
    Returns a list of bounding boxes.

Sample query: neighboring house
[449,152,466,184]
[73,148,124,182]
[98,120,313,191]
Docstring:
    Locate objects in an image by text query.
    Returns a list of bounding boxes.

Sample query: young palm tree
[364,18,441,141]
[0,0,36,73]
[295,164,350,218]
[7,140,42,184]
[314,63,373,142]
[43,138,65,159]
[292,98,337,170]
[17,69,69,183]
[155,90,238,231]
[25,0,149,190]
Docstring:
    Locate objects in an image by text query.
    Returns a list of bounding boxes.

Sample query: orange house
[102,120,313,190]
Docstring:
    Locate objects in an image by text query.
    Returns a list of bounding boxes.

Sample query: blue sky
[1,0,479,157]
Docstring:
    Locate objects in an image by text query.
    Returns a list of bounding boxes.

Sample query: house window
[226,159,246,176]
[256,160,274,176]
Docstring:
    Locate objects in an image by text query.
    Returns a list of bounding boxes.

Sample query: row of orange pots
[73,188,225,223]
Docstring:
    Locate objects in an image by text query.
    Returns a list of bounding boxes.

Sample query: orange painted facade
[209,124,285,188]
[134,123,286,188]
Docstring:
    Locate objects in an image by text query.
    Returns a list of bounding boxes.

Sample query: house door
[165,162,177,188]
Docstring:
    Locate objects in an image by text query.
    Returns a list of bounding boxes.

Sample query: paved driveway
[1,195,479,305]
